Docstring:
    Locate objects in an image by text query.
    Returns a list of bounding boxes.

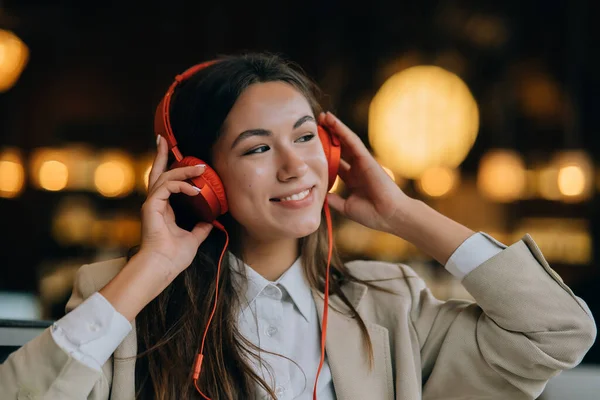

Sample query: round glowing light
[558,166,585,197]
[39,160,68,191]
[417,166,458,197]
[94,158,135,197]
[0,29,29,92]
[551,151,593,202]
[369,65,479,179]
[0,161,24,198]
[477,150,526,202]
[0,149,25,198]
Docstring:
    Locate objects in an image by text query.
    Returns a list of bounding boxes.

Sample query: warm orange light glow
[52,196,96,245]
[477,150,526,202]
[329,176,342,193]
[417,166,458,197]
[0,148,25,198]
[381,165,395,182]
[143,165,152,190]
[558,166,585,197]
[369,65,479,179]
[39,160,68,191]
[0,29,29,92]
[94,151,135,197]
[136,152,155,193]
[552,151,593,202]
[538,167,561,200]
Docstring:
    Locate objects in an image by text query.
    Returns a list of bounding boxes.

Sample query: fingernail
[192,186,201,192]
[196,164,206,168]
[156,135,161,147]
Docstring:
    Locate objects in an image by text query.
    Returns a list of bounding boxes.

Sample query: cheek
[223,165,269,212]
[307,148,330,181]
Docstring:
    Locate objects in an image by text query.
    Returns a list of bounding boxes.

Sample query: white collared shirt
[50,232,503,398]
[231,254,334,399]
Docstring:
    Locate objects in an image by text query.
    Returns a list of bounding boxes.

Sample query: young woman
[0,52,596,400]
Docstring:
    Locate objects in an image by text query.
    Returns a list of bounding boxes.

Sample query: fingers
[149,164,206,196]
[320,111,369,159]
[326,192,347,216]
[148,135,169,190]
[145,181,201,210]
[338,158,351,176]
[190,222,214,244]
[336,158,355,189]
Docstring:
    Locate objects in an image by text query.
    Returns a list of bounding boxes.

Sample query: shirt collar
[275,256,313,323]
[228,252,313,323]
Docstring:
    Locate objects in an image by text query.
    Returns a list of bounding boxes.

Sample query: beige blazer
[1,234,596,399]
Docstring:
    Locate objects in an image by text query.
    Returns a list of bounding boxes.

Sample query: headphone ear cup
[195,166,228,214]
[317,125,341,191]
[170,157,228,222]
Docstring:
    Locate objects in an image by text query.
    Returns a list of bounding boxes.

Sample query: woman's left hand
[319,111,413,235]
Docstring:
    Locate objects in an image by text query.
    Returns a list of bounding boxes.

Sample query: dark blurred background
[0,0,598,373]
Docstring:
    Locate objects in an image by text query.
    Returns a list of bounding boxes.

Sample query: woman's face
[212,81,328,242]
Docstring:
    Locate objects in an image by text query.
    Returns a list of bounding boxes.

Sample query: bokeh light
[477,149,526,202]
[94,151,136,198]
[329,176,342,193]
[558,166,585,197]
[39,160,69,191]
[553,151,593,202]
[0,29,29,92]
[369,65,479,179]
[417,166,459,198]
[0,148,25,198]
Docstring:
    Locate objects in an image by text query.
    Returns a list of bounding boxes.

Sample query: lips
[270,186,315,202]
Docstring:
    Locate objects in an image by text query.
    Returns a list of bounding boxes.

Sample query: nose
[276,146,308,182]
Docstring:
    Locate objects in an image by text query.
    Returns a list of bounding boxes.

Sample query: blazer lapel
[313,282,394,400]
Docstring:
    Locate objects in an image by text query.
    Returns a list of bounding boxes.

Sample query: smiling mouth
[270,187,314,202]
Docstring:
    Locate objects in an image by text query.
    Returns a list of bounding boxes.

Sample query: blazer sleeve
[408,234,597,400]
[0,264,111,400]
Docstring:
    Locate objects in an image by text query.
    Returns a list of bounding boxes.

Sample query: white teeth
[280,188,310,202]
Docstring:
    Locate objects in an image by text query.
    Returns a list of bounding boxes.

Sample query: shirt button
[263,285,282,300]
[266,326,278,337]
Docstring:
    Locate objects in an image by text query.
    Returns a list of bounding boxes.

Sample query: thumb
[326,193,347,216]
[190,222,214,244]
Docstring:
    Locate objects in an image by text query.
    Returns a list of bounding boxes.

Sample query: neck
[239,233,300,282]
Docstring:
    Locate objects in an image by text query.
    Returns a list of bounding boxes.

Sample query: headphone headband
[154,60,219,161]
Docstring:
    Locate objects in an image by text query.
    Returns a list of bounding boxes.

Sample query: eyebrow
[230,115,316,150]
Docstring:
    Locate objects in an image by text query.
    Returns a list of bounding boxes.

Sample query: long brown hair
[130,53,388,399]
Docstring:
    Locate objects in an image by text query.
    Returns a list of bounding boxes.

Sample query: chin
[285,215,322,238]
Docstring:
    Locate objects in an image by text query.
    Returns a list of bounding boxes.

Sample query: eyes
[243,133,316,156]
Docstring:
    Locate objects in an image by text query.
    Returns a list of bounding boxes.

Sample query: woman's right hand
[138,135,214,275]
[99,135,214,320]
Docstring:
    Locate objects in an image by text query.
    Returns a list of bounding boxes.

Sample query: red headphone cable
[193,220,228,400]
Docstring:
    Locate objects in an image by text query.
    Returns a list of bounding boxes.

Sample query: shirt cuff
[50,292,132,371]
[444,232,507,280]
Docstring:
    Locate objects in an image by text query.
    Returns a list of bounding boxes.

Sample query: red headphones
[154,59,340,400]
